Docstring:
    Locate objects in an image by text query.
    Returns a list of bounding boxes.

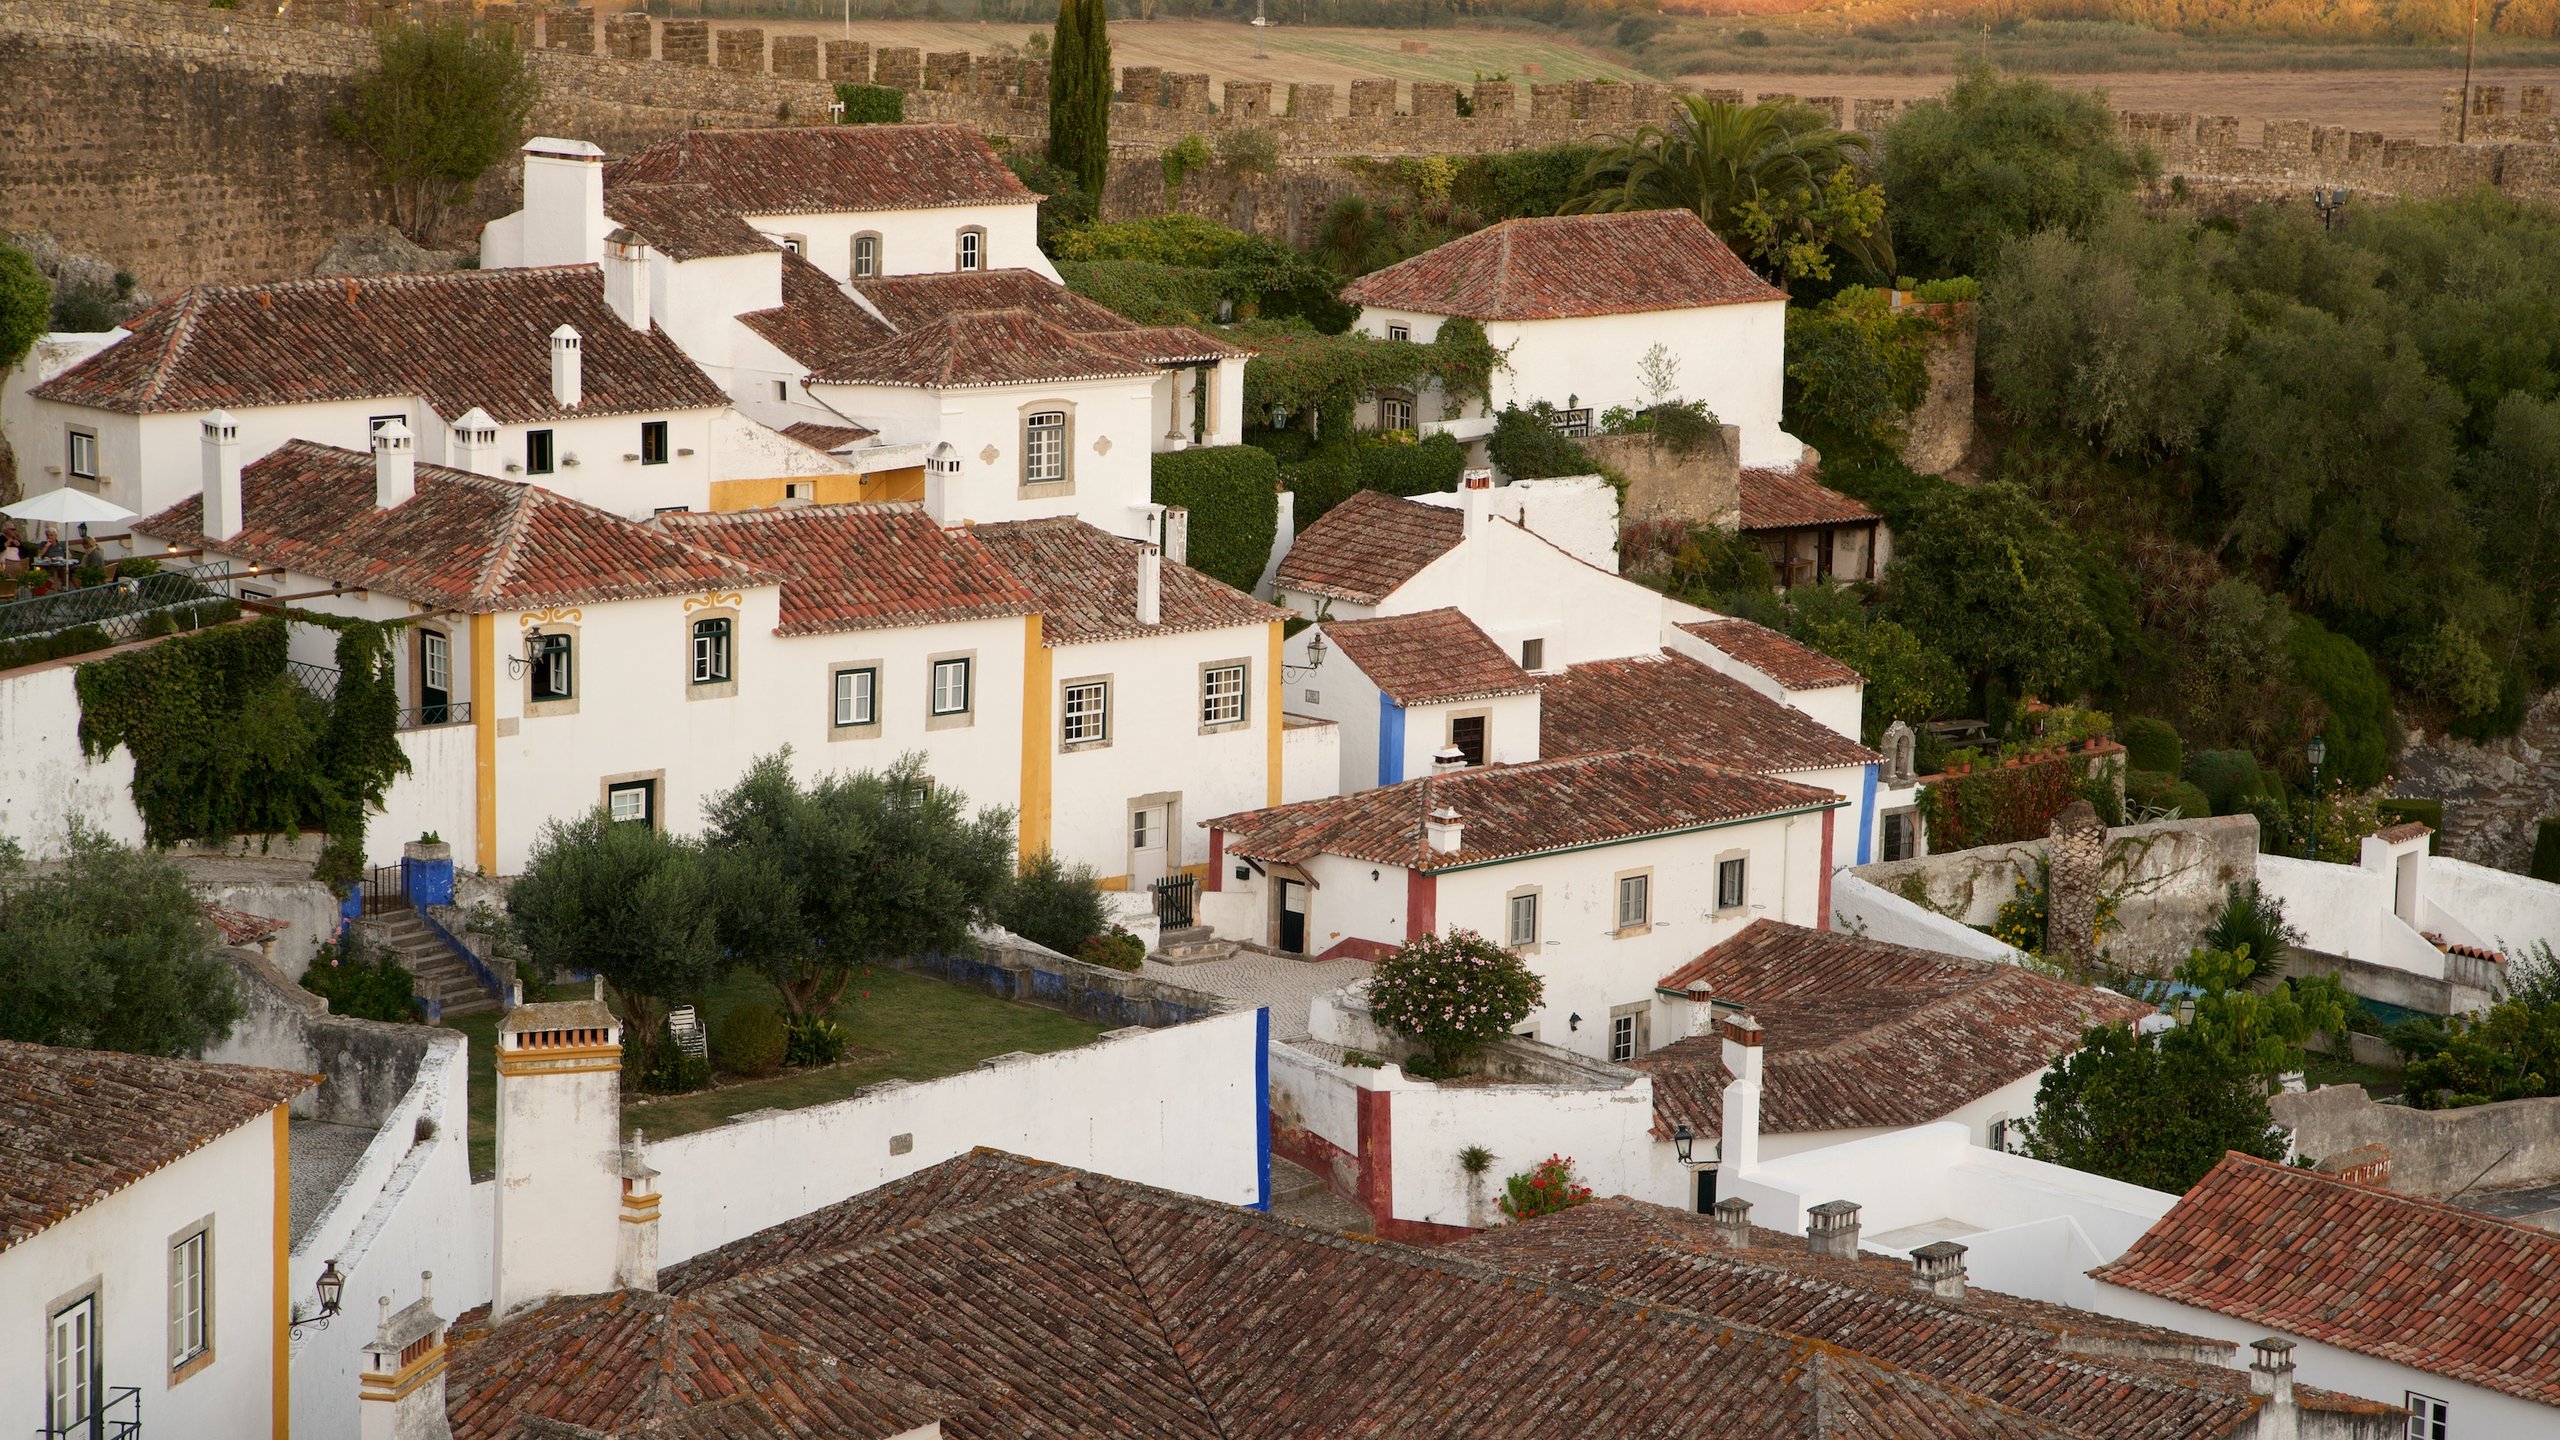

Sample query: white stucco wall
[1357,518,1710,671]
[1279,716,1340,805]
[3,331,123,502]
[2257,854,2446,978]
[753,203,1053,285]
[0,659,146,857]
[1831,873,2028,964]
[2428,857,2560,958]
[809,375,1160,540]
[1410,476,1622,572]
[1047,623,1274,883]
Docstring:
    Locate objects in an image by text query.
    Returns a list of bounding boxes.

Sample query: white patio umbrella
[3,488,137,531]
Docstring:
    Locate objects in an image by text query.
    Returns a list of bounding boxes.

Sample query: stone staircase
[365,910,498,1019]
[1150,924,1236,966]
[1269,1157,1372,1235]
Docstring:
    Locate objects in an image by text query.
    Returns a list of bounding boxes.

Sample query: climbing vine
[1240,316,1509,426]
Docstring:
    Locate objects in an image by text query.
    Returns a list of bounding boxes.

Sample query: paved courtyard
[1141,947,1371,1041]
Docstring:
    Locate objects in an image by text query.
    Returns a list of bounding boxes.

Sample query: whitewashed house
[0,1041,315,1440]
[1294,607,1542,792]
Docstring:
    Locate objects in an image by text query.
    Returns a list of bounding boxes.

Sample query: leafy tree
[2468,392,2560,641]
[2283,617,2392,790]
[1789,603,1968,745]
[1566,96,1890,288]
[0,826,241,1057]
[1782,286,1931,465]
[330,22,539,243]
[1882,65,2152,280]
[507,808,726,1064]
[1882,480,2113,701]
[1004,149,1097,251]
[0,239,49,373]
[2395,991,2560,1108]
[1047,0,1112,199]
[1364,928,1544,1077]
[2175,943,2349,1077]
[2019,1022,2287,1191]
[995,848,1110,957]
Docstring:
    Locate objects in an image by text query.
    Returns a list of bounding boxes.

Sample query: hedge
[2186,749,2267,817]
[2376,798,2444,853]
[834,83,903,124]
[1057,259,1224,326]
[2286,618,2392,790]
[1280,452,1361,526]
[1353,432,1467,497]
[1152,446,1280,594]
[2533,819,2560,884]
[2119,716,2182,776]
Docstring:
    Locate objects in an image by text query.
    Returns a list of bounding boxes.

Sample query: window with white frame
[1201,663,1247,726]
[1386,323,1411,342]
[2405,1394,2448,1440]
[1023,410,1068,485]
[1378,391,1414,432]
[691,617,732,685]
[51,1295,95,1434]
[1507,890,1538,948]
[607,779,655,826]
[1609,1006,1649,1063]
[957,228,985,271]
[1616,872,1651,931]
[1062,679,1110,745]
[1717,856,1748,910]
[931,657,972,716]
[834,666,877,727]
[1552,407,1593,438]
[853,234,882,278]
[170,1226,210,1370]
[421,630,451,696]
[68,428,98,481]
[530,633,572,702]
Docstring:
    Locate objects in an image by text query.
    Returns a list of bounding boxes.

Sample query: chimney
[1805,1199,1862,1260]
[1712,1196,1753,1251]
[1136,544,1162,626]
[200,410,243,543]
[1425,804,1465,855]
[372,419,415,509]
[1460,478,1497,538]
[1719,1012,1763,1176]
[357,1273,454,1440]
[1684,981,1714,1039]
[451,408,501,478]
[2248,1338,2299,1440]
[1911,1240,1967,1300]
[550,325,584,410]
[1431,744,1469,774]
[1161,504,1190,566]
[518,136,609,268]
[603,228,652,331]
[492,992,625,1320]
[615,1133,662,1294]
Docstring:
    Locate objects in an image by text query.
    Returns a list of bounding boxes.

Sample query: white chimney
[200,410,243,542]
[1461,477,1497,538]
[1683,980,1714,1039]
[1136,545,1162,627]
[1806,1199,1862,1260]
[603,228,651,331]
[492,994,625,1320]
[550,325,584,410]
[1712,1195,1753,1251]
[1162,504,1190,566]
[372,419,415,509]
[1911,1240,1968,1301]
[450,408,500,477]
[1425,804,1465,855]
[357,1273,454,1440]
[518,136,609,268]
[1720,1012,1763,1176]
[2249,1338,2299,1440]
[615,1133,662,1294]
[1431,745,1469,774]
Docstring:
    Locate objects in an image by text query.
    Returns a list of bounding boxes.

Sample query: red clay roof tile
[970,517,1286,645]
[810,308,1160,389]
[1681,617,1865,690]
[1738,463,1881,531]
[1271,490,1464,605]
[661,504,1035,636]
[604,124,1035,215]
[1320,607,1537,705]
[1542,652,1876,776]
[1341,210,1786,320]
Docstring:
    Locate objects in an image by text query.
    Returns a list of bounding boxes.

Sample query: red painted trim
[1355,1086,1395,1220]
[1817,806,1835,931]
[1273,1083,1482,1246]
[1405,868,1437,942]
[1376,1214,1478,1246]
[1206,828,1224,892]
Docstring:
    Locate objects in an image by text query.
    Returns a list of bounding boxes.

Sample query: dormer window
[957,228,985,272]
[780,234,807,256]
[853,233,882,278]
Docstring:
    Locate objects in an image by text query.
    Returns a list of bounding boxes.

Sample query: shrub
[1077,926,1146,971]
[1364,928,1544,1074]
[1056,258,1225,325]
[786,1014,850,1067]
[1004,150,1096,249]
[1053,213,1246,266]
[1280,452,1361,525]
[1498,1154,1594,1220]
[1353,430,1467,497]
[2204,881,2301,967]
[634,1048,712,1095]
[1152,446,1280,593]
[715,1003,788,1078]
[995,849,1109,957]
[2285,618,2392,791]
[2533,819,2560,884]
[2126,769,2210,820]
[299,930,418,1023]
[1217,125,1279,178]
[2186,749,2266,816]
[2119,716,2182,776]
[835,82,903,123]
[1489,402,1597,481]
[1161,133,1213,195]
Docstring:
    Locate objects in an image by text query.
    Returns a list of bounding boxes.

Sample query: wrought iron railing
[393,700,472,730]
[1151,873,1199,930]
[0,560,235,652]
[283,658,341,701]
[38,1386,140,1440]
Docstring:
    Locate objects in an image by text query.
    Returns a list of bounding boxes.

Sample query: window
[170,1226,210,1370]
[1610,1013,1641,1062]
[957,228,985,271]
[1378,391,1414,432]
[526,429,556,476]
[780,234,806,256]
[1507,890,1539,948]
[51,1295,95,1436]
[1062,679,1110,745]
[1449,714,1486,767]
[1616,872,1651,931]
[853,234,881,278]
[691,617,732,685]
[1881,809,1920,862]
[1552,407,1593,438]
[607,780,655,826]
[67,428,97,481]
[774,379,789,402]
[1988,1117,2016,1154]
[2405,1394,2448,1440]
[1132,808,1156,848]
[1023,410,1068,485]
[1201,663,1247,727]
[640,420,670,465]
[1386,323,1411,342]
[834,666,876,727]
[531,632,573,702]
[1520,637,1545,671]
[421,630,451,696]
[931,657,972,716]
[1717,857,1748,910]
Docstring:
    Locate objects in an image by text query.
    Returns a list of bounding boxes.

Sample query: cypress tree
[1048,0,1112,200]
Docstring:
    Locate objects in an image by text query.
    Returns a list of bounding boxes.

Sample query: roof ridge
[472,481,545,606]
[139,287,206,407]
[2218,1148,2560,1238]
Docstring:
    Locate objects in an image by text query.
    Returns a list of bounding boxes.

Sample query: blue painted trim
[1378,695,1407,787]
[1856,763,1878,866]
[1253,1006,1273,1212]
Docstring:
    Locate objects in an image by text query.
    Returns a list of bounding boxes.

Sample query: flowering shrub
[1364,927,1544,1075]
[1499,1154,1594,1220]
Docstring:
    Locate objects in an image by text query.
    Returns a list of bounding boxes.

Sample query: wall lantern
[289,1259,346,1336]
[1672,1123,1695,1165]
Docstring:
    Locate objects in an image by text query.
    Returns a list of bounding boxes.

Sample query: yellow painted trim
[1266,620,1285,807]
[495,1041,624,1063]
[706,471,898,512]
[1018,613,1052,866]
[494,1056,623,1078]
[357,1351,447,1401]
[1096,874,1131,893]
[271,1104,289,1440]
[472,613,498,876]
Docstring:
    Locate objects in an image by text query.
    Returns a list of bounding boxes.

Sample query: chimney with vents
[1910,1240,1967,1300]
[1712,1196,1753,1251]
[551,325,584,410]
[1136,544,1162,626]
[615,1133,662,1294]
[1431,745,1468,774]
[492,991,625,1320]
[1805,1199,1862,1259]
[603,228,652,331]
[1162,505,1190,566]
[200,410,243,543]
[1719,1012,1763,1176]
[518,136,609,268]
[1425,804,1465,855]
[1461,477,1497,538]
[2248,1338,2299,1440]
[450,408,501,478]
[372,419,415,509]
[1683,980,1714,1038]
[356,1272,454,1440]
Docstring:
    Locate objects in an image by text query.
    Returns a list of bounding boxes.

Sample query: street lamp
[2305,735,2328,863]
[2312,184,2350,232]
[288,1259,346,1338]
[1672,1123,1695,1165]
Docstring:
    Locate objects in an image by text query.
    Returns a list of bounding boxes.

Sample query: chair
[666,1005,708,1061]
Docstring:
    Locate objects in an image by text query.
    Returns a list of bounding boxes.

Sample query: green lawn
[443,966,1106,1175]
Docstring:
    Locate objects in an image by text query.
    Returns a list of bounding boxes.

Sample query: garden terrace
[0,560,240,672]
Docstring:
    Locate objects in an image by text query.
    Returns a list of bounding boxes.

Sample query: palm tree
[1567,96,1894,288]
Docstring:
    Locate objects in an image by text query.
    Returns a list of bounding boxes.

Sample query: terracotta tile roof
[1681,616,1864,690]
[859,271,1248,362]
[2092,1151,2560,1406]
[636,1150,2104,1440]
[776,420,877,452]
[0,1040,316,1252]
[203,903,289,947]
[1739,462,1881,531]
[1457,1199,2393,1440]
[970,517,1286,645]
[661,504,1035,636]
[444,1289,950,1440]
[1210,750,1839,872]
[32,267,729,422]
[2373,821,2433,844]
[1635,921,2149,1137]
[1271,490,1464,605]
[737,250,899,376]
[1543,651,1876,776]
[810,308,1161,389]
[1321,607,1537,705]
[1341,210,1786,320]
[605,124,1036,215]
[132,440,768,614]
[602,186,772,262]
